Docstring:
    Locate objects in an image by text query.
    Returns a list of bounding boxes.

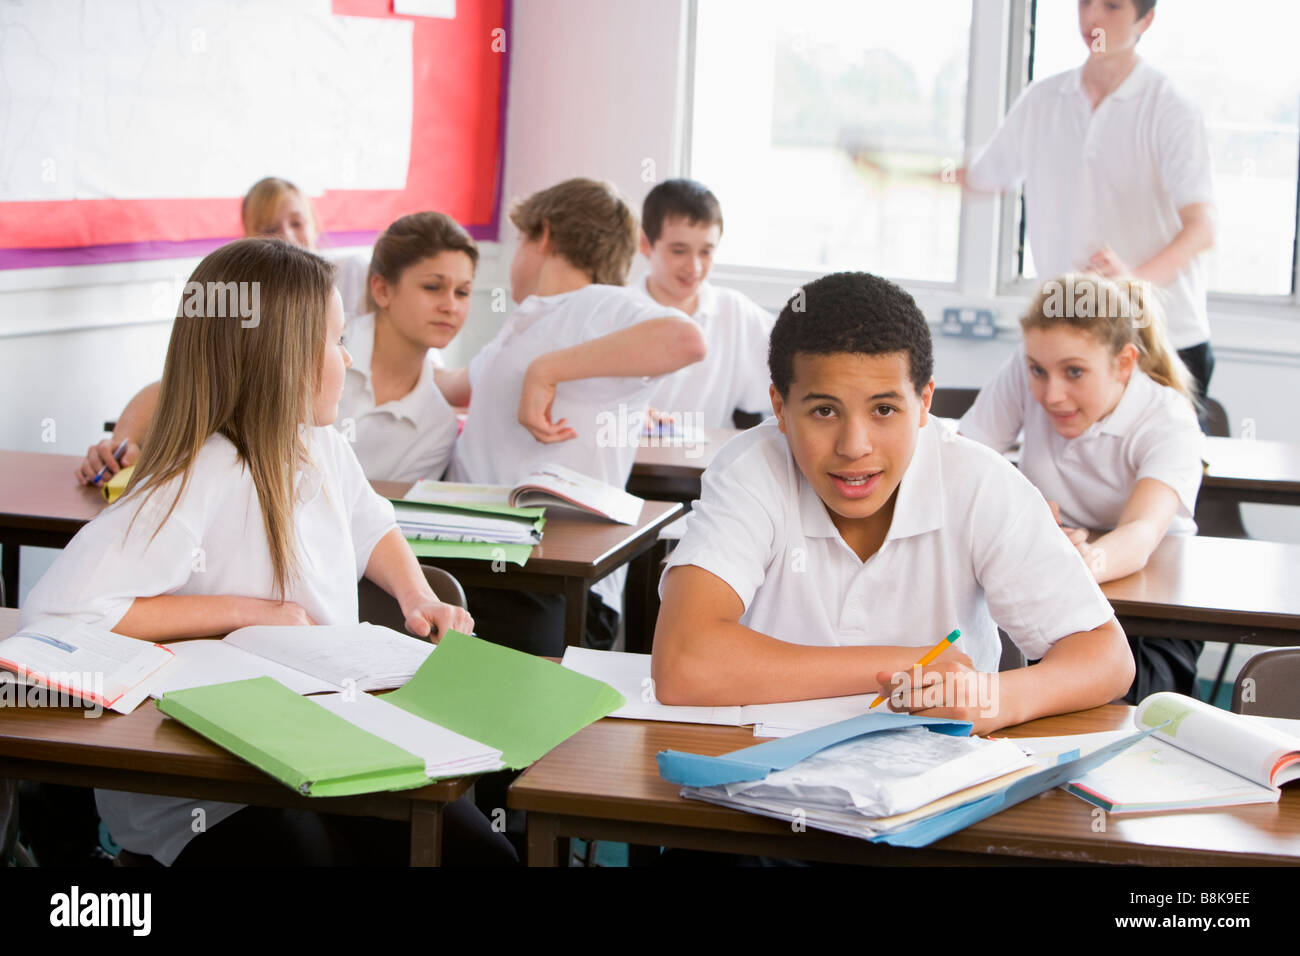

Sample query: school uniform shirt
[959,355,1203,535]
[965,60,1215,349]
[19,426,397,866]
[339,312,459,482]
[447,283,689,614]
[634,277,774,428]
[661,419,1115,674]
[323,250,371,319]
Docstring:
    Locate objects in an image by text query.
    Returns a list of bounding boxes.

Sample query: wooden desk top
[1203,436,1300,496]
[1102,534,1300,630]
[0,451,104,533]
[509,704,1300,865]
[0,451,682,579]
[0,608,468,809]
[630,428,737,479]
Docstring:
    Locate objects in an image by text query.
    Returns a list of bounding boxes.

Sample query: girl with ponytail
[959,273,1205,699]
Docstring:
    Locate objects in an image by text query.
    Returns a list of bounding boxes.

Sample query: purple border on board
[0,0,512,271]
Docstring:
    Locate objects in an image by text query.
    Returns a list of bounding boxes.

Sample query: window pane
[1029,1,1300,296]
[690,0,970,282]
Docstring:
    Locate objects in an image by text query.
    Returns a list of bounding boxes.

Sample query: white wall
[3,0,1299,609]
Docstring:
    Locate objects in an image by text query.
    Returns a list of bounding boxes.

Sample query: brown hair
[241,177,319,243]
[509,178,638,286]
[1021,273,1195,406]
[124,238,336,599]
[364,212,479,314]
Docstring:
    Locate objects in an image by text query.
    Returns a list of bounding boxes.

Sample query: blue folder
[656,712,1155,847]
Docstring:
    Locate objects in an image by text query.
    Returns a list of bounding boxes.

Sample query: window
[688,0,971,284]
[1021,0,1300,297]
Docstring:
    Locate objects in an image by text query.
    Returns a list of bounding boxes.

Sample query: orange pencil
[869,628,961,709]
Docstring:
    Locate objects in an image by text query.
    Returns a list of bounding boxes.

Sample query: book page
[1136,692,1300,787]
[513,463,643,525]
[224,624,434,692]
[560,647,742,726]
[148,640,338,698]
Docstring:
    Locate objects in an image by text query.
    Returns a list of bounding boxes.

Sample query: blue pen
[92,440,129,485]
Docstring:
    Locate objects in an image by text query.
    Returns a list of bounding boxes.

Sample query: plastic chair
[1193,396,1249,539]
[1230,648,1300,718]
[357,565,468,636]
[929,387,980,420]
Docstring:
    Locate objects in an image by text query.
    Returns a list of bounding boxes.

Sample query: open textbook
[0,617,174,714]
[408,463,644,525]
[1017,692,1300,813]
[561,647,882,736]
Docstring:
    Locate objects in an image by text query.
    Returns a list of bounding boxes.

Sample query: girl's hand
[233,598,315,628]
[77,438,140,485]
[403,599,474,643]
[518,361,577,444]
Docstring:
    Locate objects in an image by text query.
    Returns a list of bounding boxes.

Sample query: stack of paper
[395,490,546,566]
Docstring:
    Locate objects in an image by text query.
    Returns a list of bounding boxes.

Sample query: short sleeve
[1155,95,1215,210]
[1131,409,1204,520]
[326,430,398,574]
[959,353,1029,453]
[970,463,1114,660]
[965,85,1034,193]
[659,442,779,610]
[579,286,691,342]
[18,490,203,632]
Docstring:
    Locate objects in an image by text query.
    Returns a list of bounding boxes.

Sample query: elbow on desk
[650,643,717,706]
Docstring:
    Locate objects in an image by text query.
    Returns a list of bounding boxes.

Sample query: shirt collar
[342,312,440,426]
[1095,367,1155,437]
[640,275,715,322]
[1062,59,1151,102]
[793,418,946,543]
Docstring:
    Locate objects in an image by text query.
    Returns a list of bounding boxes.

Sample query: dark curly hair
[768,272,933,397]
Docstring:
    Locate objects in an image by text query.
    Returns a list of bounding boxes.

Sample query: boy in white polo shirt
[960,0,1218,416]
[633,179,774,430]
[652,272,1134,735]
[447,178,706,655]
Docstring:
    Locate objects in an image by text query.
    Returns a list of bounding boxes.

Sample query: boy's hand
[876,655,1005,736]
[77,438,140,485]
[1087,245,1130,278]
[403,599,474,643]
[518,361,577,444]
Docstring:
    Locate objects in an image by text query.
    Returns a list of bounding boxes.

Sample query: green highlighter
[157,676,431,797]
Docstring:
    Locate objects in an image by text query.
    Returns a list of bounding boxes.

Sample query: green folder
[393,498,545,568]
[156,632,626,796]
[157,677,432,797]
[384,630,625,769]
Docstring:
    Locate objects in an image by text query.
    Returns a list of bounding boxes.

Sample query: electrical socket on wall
[940,307,997,339]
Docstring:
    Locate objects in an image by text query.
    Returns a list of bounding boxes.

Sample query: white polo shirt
[661,419,1115,674]
[447,283,690,614]
[966,60,1215,349]
[20,425,397,865]
[959,354,1203,535]
[635,277,774,428]
[321,250,371,319]
[339,312,459,482]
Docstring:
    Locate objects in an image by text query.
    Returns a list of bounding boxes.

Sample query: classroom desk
[627,428,738,502]
[1101,535,1300,646]
[1201,436,1300,508]
[509,705,1300,867]
[0,609,472,866]
[0,453,683,650]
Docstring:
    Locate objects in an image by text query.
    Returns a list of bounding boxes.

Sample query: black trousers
[461,586,618,658]
[1123,636,1204,704]
[1176,341,1215,434]
[170,797,518,867]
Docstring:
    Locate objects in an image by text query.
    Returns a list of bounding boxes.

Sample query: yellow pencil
[869,628,961,709]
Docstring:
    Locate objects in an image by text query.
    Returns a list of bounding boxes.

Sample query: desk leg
[409,804,443,867]
[563,577,587,647]
[2,541,18,609]
[527,813,560,867]
[624,539,668,654]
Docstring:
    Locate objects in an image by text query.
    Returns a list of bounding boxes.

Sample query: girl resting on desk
[959,273,1204,701]
[23,238,516,866]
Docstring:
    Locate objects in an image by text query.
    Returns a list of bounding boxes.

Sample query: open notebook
[561,647,881,737]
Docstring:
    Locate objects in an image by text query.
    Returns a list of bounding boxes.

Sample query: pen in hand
[92,440,130,485]
[869,628,962,710]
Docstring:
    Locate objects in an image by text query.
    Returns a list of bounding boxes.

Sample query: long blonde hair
[124,238,336,599]
[1021,273,1196,407]
[241,176,320,244]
